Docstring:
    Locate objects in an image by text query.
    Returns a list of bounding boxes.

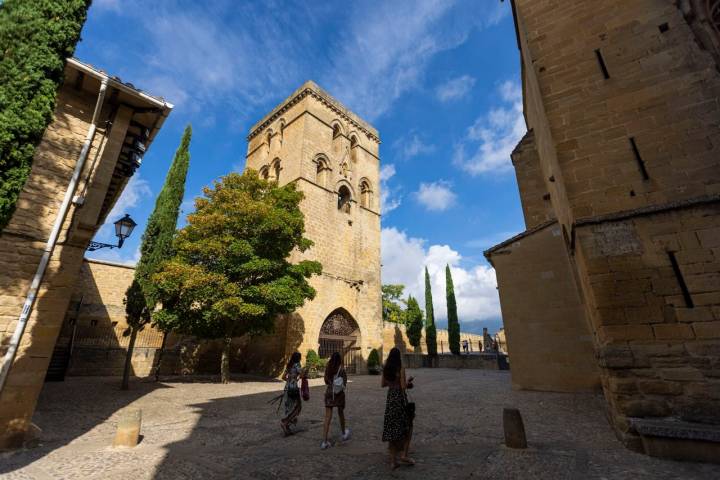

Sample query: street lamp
[87,214,137,251]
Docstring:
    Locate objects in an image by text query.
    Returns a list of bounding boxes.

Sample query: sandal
[399,457,415,465]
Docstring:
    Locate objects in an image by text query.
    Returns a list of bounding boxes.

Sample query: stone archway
[318,308,361,373]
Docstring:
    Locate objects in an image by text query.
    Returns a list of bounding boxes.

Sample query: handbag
[301,376,310,401]
[404,390,415,421]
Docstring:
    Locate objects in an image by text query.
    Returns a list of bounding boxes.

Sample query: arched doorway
[318,308,360,373]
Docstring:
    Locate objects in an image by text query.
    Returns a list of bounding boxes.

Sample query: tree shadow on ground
[151,382,391,479]
[0,378,169,475]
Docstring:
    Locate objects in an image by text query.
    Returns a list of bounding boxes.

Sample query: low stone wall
[382,322,489,355]
[402,353,508,370]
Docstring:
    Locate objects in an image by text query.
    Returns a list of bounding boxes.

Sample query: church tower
[245,81,382,372]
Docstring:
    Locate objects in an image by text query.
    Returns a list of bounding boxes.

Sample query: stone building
[244,81,383,373]
[486,1,720,460]
[0,59,172,449]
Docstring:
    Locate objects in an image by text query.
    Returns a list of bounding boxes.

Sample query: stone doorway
[318,308,360,374]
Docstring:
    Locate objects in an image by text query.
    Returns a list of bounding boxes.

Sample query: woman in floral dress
[281,351,305,436]
[381,347,415,469]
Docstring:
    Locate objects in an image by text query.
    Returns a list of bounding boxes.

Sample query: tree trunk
[153,332,167,382]
[220,336,232,384]
[121,327,138,390]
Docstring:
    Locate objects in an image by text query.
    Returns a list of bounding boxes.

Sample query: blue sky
[81,0,524,334]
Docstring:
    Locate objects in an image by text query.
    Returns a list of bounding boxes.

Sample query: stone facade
[0,59,172,449]
[487,0,720,457]
[244,82,383,371]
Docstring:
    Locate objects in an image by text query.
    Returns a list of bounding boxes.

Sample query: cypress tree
[405,295,424,352]
[424,266,437,356]
[121,125,192,389]
[446,264,460,355]
[0,0,91,231]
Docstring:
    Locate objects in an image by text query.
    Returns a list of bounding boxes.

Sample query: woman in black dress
[381,347,414,469]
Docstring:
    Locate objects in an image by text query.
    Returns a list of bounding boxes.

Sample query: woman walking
[281,351,305,436]
[321,352,351,449]
[381,347,415,469]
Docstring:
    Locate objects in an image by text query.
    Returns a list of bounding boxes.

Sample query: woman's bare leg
[401,427,415,464]
[338,407,346,434]
[322,407,332,442]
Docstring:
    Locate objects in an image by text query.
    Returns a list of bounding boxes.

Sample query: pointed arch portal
[318,308,361,373]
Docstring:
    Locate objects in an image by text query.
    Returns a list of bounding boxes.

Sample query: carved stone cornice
[247,81,380,144]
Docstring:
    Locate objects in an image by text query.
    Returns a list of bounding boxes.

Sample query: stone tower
[245,81,382,372]
[487,0,720,461]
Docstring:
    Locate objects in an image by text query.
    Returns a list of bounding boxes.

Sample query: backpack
[332,366,345,395]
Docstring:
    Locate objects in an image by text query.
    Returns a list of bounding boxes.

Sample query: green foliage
[0,0,90,231]
[405,295,424,349]
[382,284,406,324]
[125,125,192,330]
[424,266,437,356]
[152,170,322,344]
[446,264,460,355]
[367,348,380,368]
[305,349,326,378]
[306,349,320,366]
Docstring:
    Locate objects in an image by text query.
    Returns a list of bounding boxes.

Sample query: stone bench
[629,417,720,463]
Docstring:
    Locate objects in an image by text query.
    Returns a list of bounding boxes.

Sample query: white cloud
[415,180,456,212]
[323,1,506,120]
[453,80,526,175]
[435,75,476,102]
[381,227,501,329]
[88,174,151,264]
[95,174,151,240]
[91,1,508,124]
[380,164,402,214]
[393,132,435,160]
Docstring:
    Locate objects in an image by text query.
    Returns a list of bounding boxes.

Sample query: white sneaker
[320,441,331,450]
[341,428,351,441]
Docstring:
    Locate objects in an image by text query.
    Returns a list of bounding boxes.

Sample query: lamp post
[87,214,137,251]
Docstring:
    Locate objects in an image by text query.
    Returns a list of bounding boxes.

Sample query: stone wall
[402,353,504,370]
[0,61,171,449]
[381,322,486,356]
[489,222,600,392]
[488,0,720,456]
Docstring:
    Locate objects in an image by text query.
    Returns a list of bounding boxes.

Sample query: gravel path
[1,369,719,479]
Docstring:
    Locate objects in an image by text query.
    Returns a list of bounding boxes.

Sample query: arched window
[350,135,358,163]
[259,166,270,181]
[278,119,286,145]
[338,185,352,213]
[332,122,343,155]
[271,158,281,183]
[360,179,372,208]
[316,157,330,188]
[266,131,273,156]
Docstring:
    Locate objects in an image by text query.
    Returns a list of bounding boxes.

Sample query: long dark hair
[383,347,402,382]
[325,352,342,378]
[287,351,301,371]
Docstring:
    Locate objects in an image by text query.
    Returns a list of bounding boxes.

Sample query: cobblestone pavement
[2,369,719,479]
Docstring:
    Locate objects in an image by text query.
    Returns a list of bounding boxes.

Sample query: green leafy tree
[152,170,322,383]
[0,0,91,231]
[424,266,437,356]
[367,348,380,369]
[382,284,406,324]
[446,264,460,355]
[405,295,424,352]
[121,126,192,390]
